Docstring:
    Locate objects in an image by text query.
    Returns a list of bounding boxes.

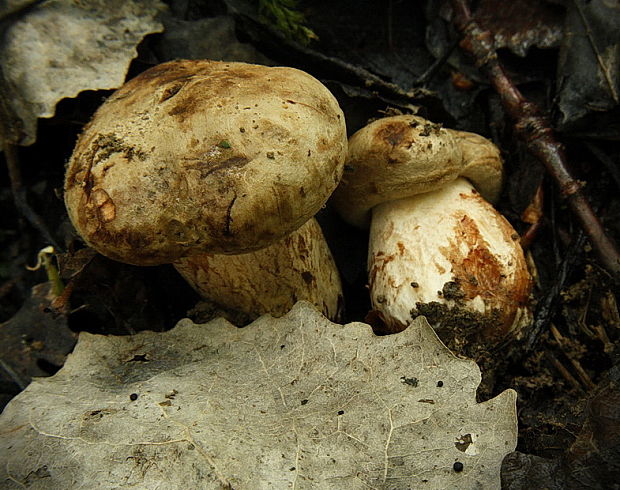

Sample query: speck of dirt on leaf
[401,376,419,387]
[128,354,148,362]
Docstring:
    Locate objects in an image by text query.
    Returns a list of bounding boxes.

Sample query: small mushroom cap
[331,115,504,228]
[332,115,462,228]
[65,60,347,265]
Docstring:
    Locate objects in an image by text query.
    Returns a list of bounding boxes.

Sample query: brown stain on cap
[375,121,413,148]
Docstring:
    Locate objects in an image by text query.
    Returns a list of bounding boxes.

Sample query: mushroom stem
[368,177,531,340]
[174,218,344,323]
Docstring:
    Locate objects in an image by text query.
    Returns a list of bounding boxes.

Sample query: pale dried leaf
[0,0,165,146]
[0,302,517,489]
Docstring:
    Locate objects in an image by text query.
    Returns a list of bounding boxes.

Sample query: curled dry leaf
[0,302,517,488]
[0,0,165,147]
[474,0,564,57]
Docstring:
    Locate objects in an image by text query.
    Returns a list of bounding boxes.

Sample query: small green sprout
[26,246,64,296]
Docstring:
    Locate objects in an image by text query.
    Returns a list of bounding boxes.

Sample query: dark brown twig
[228,1,430,106]
[450,0,620,278]
[550,324,596,391]
[414,40,459,86]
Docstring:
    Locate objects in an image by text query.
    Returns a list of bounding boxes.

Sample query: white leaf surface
[0,0,165,146]
[0,302,517,489]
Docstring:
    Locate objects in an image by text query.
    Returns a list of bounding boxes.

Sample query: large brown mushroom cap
[65,60,347,265]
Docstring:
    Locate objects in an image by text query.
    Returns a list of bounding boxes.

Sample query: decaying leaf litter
[1,0,619,488]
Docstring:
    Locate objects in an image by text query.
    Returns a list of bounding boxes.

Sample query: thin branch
[550,324,596,391]
[229,4,430,105]
[450,0,620,278]
[546,351,584,394]
[414,40,459,86]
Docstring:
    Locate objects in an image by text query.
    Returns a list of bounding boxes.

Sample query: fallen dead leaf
[0,0,165,147]
[0,302,517,488]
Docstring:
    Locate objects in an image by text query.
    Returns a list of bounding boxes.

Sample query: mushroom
[331,115,532,343]
[64,59,347,321]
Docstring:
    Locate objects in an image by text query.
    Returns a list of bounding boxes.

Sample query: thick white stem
[368,178,531,341]
[174,218,344,323]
